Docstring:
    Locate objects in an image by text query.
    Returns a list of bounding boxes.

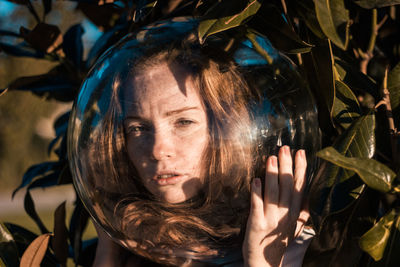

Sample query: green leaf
[355,0,400,9]
[333,80,361,129]
[198,0,262,43]
[292,0,325,39]
[335,59,379,100]
[359,209,396,261]
[250,4,313,54]
[314,0,350,50]
[309,113,375,225]
[0,223,20,267]
[334,112,376,159]
[317,146,396,192]
[388,61,400,129]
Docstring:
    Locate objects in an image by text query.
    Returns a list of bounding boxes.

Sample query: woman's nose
[150,130,175,161]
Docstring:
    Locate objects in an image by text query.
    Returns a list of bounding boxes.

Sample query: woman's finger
[264,156,279,214]
[249,178,264,219]
[278,146,294,208]
[291,150,307,212]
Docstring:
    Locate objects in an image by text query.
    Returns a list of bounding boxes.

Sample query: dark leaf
[332,80,362,129]
[13,161,60,197]
[54,133,68,161]
[69,199,89,264]
[359,209,396,261]
[76,2,124,31]
[3,223,38,250]
[0,223,20,267]
[20,233,51,266]
[309,113,376,227]
[388,61,400,128]
[63,24,84,70]
[24,190,49,234]
[291,0,325,39]
[42,0,52,17]
[355,0,400,9]
[53,112,70,137]
[249,4,313,54]
[317,147,396,192]
[52,202,68,266]
[21,23,62,53]
[58,164,73,185]
[7,65,79,102]
[304,189,378,266]
[48,111,70,155]
[198,0,262,43]
[314,0,350,50]
[335,59,379,100]
[27,172,60,190]
[0,42,45,58]
[26,0,40,23]
[134,0,158,22]
[48,135,62,155]
[0,29,21,38]
[78,238,97,266]
[302,38,335,132]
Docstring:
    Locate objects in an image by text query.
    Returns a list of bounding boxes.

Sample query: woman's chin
[148,177,203,204]
[157,191,193,204]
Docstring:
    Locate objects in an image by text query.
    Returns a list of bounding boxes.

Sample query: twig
[376,67,400,171]
[367,9,378,55]
[390,6,396,20]
[360,9,388,74]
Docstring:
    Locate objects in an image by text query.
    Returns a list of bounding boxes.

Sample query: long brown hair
[86,40,255,265]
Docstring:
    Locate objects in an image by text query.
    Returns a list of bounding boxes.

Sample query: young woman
[69,19,314,266]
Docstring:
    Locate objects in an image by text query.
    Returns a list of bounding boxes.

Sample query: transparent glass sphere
[68,18,320,265]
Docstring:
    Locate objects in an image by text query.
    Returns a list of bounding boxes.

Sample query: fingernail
[301,149,306,157]
[254,178,261,188]
[284,145,290,155]
[270,156,277,167]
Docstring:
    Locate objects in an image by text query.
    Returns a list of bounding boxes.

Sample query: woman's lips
[152,173,187,185]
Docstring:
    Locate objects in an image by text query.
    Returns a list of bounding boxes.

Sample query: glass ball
[68,17,320,265]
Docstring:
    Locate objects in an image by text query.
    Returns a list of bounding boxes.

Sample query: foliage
[1,0,400,266]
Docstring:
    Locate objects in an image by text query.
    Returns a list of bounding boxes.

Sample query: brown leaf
[20,23,62,54]
[20,233,52,267]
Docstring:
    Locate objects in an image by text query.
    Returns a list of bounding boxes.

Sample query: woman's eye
[126,125,148,135]
[176,119,195,127]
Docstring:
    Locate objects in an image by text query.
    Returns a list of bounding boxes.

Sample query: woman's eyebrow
[123,115,148,122]
[164,106,200,116]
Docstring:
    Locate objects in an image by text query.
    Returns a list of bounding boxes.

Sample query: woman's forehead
[122,63,203,114]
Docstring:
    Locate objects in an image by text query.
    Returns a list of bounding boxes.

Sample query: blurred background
[0,0,100,237]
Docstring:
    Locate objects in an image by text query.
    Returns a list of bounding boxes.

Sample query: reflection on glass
[68,18,320,265]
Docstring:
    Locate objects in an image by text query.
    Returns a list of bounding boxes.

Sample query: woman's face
[124,62,208,203]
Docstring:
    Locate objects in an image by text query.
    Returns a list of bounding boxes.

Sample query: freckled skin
[124,63,208,204]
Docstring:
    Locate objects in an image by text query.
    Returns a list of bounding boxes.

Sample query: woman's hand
[242,146,309,267]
